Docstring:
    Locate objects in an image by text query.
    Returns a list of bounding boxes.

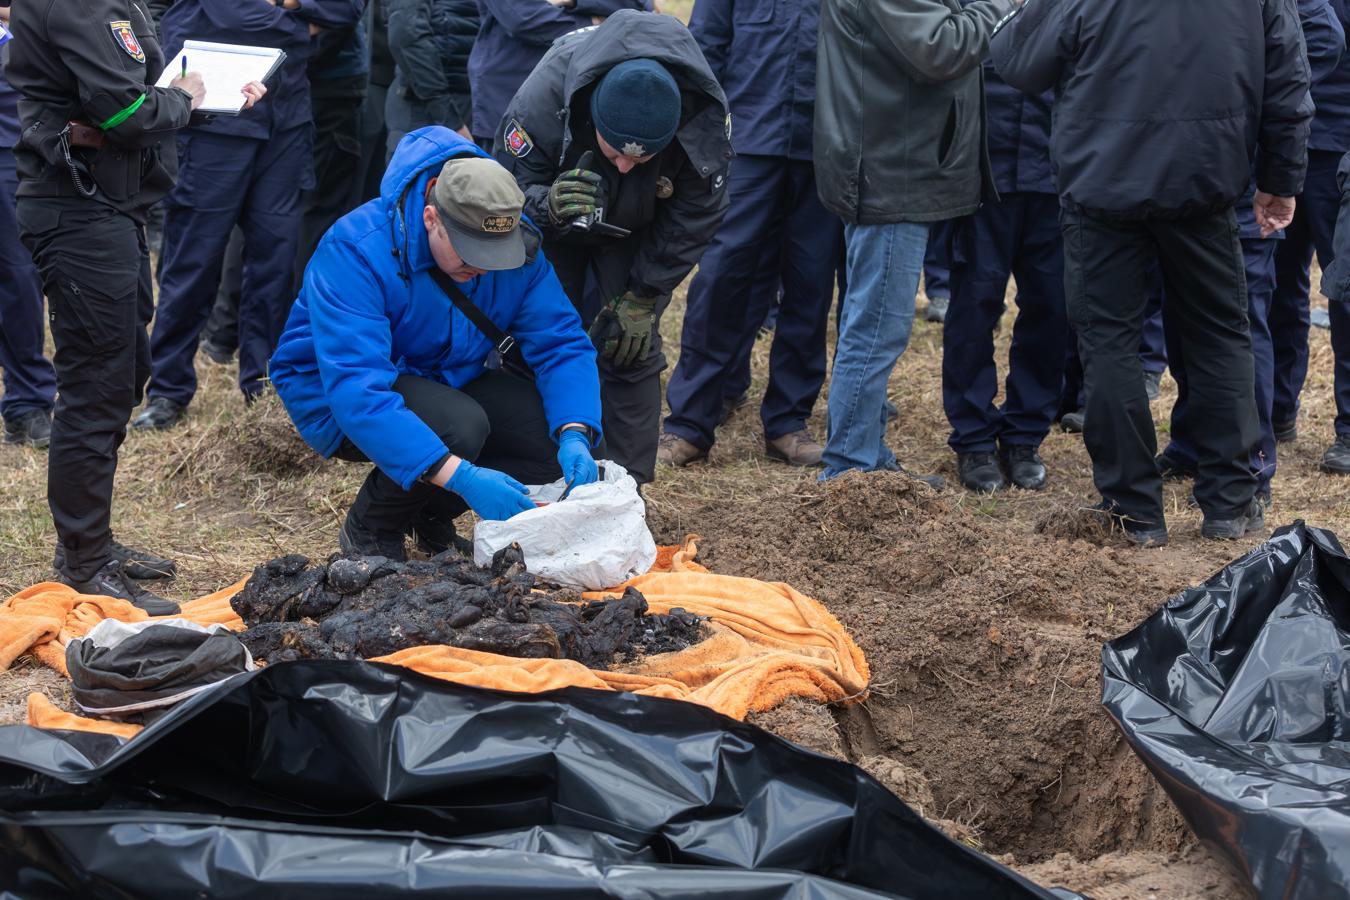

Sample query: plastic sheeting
[0,660,1069,898]
[1102,522,1350,900]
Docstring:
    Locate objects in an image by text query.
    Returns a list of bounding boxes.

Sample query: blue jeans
[822,221,929,478]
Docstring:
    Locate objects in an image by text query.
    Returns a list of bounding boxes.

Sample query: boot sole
[3,434,50,449]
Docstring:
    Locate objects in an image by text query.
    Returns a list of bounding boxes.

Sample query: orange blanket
[10,539,868,738]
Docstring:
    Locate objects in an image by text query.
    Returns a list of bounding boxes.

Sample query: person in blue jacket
[658,0,841,469]
[132,0,365,431]
[942,59,1067,495]
[467,0,652,144]
[271,127,602,558]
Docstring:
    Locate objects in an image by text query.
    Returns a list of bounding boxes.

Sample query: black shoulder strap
[428,266,517,358]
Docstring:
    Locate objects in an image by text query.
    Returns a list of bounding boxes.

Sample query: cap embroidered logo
[482,215,515,233]
[109,21,145,63]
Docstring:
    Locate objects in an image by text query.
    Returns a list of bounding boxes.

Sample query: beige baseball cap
[431,157,527,270]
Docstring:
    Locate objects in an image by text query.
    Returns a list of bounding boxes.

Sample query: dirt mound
[166,393,324,483]
[647,470,1199,862]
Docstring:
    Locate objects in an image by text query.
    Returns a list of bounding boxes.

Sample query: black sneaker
[132,397,187,431]
[1000,445,1047,491]
[339,511,408,561]
[54,539,176,580]
[408,510,473,557]
[3,409,52,448]
[1143,370,1162,402]
[1156,452,1197,482]
[1321,435,1350,475]
[957,451,1005,494]
[1274,420,1298,444]
[60,559,180,616]
[1060,409,1085,434]
[201,339,236,365]
[1089,500,1168,548]
[1201,498,1266,540]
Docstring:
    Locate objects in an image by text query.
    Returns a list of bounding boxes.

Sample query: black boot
[54,539,176,580]
[132,397,187,431]
[408,508,473,557]
[1273,420,1297,444]
[339,509,408,561]
[957,451,1004,494]
[1000,445,1046,491]
[1201,498,1266,540]
[1059,408,1085,434]
[1155,452,1197,482]
[1320,435,1350,475]
[3,409,52,448]
[60,560,180,616]
[1089,500,1168,548]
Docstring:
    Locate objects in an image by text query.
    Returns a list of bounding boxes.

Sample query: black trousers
[337,371,564,535]
[545,239,668,484]
[1062,207,1258,523]
[16,197,153,581]
[297,77,367,293]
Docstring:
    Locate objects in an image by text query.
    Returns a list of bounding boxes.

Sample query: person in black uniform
[5,0,264,609]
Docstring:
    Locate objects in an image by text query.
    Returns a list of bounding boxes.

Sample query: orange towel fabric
[3,538,867,735]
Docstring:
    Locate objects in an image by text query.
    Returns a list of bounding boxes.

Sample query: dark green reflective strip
[97,93,146,131]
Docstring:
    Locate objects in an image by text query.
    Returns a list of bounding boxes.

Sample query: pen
[181,54,187,79]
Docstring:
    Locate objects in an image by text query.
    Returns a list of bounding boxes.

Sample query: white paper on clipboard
[155,40,286,115]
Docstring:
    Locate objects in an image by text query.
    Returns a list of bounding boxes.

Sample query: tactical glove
[547,150,604,226]
[588,291,657,369]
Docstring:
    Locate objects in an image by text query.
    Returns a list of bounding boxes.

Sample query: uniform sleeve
[869,0,1018,84]
[689,0,733,84]
[306,242,452,491]
[989,0,1071,95]
[493,82,568,238]
[1321,152,1350,300]
[480,0,594,45]
[628,155,730,299]
[387,0,453,125]
[1299,0,1346,85]
[1258,0,1315,198]
[196,0,310,41]
[572,0,653,18]
[295,0,368,30]
[51,0,192,148]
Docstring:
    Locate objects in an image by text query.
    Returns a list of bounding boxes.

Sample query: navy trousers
[150,126,313,405]
[943,193,1068,452]
[664,155,841,449]
[923,222,953,300]
[1140,287,1168,375]
[0,151,56,420]
[1164,238,1278,493]
[1272,148,1350,435]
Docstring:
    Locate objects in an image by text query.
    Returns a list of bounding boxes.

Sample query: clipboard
[155,40,287,116]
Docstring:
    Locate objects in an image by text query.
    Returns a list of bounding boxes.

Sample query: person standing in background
[385,0,478,154]
[359,0,396,199]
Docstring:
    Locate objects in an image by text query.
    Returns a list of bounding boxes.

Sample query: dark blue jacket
[161,0,364,140]
[0,66,19,149]
[270,126,602,491]
[467,0,650,140]
[1312,0,1350,150]
[983,63,1052,196]
[689,0,817,161]
[993,0,1313,220]
[309,18,370,84]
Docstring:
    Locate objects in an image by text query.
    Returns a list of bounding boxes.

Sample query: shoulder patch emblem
[109,21,145,64]
[504,119,533,158]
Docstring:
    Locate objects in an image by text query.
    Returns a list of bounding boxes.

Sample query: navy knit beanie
[590,59,681,158]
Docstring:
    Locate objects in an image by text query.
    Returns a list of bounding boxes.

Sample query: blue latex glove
[557,430,599,489]
[446,460,534,521]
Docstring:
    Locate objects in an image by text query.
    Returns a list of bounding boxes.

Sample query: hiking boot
[766,429,824,467]
[1201,498,1266,540]
[718,392,750,426]
[924,294,949,324]
[1060,409,1085,434]
[132,397,187,431]
[1311,307,1332,330]
[408,510,473,557]
[3,409,52,449]
[339,511,408,562]
[899,464,945,491]
[1320,434,1350,474]
[1274,420,1298,444]
[60,559,180,616]
[1143,370,1162,401]
[54,539,176,581]
[656,431,707,467]
[1000,445,1047,491]
[957,451,1005,494]
[1156,452,1197,482]
[1089,500,1168,548]
[201,338,236,365]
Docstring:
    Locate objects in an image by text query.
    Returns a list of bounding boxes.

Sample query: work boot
[1000,445,1047,491]
[1060,409,1085,434]
[60,559,180,616]
[201,338,235,365]
[1274,420,1298,444]
[339,511,408,562]
[766,429,824,467]
[924,295,949,324]
[3,409,52,449]
[132,397,187,431]
[409,509,473,557]
[1089,500,1168,548]
[898,464,944,491]
[1143,370,1162,401]
[1156,452,1197,482]
[54,539,176,580]
[1320,434,1350,474]
[718,392,750,426]
[957,451,1005,494]
[1201,498,1266,540]
[656,431,707,467]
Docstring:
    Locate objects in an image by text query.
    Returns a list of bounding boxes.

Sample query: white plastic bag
[472,460,656,590]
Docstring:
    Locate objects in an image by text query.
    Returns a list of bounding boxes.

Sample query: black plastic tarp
[1102,522,1350,900]
[0,660,1067,898]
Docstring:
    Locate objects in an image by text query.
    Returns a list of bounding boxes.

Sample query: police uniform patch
[621,141,647,158]
[109,21,145,63]
[504,119,533,158]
